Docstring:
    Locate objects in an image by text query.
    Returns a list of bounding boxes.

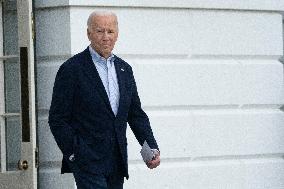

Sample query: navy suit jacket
[48,48,158,178]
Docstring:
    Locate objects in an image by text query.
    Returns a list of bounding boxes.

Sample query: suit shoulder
[61,48,89,69]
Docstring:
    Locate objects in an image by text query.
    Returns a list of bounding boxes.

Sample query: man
[48,11,160,189]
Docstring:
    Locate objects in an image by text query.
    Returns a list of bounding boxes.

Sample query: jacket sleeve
[48,62,76,159]
[127,67,159,150]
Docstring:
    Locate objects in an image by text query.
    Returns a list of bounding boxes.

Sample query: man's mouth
[102,44,110,47]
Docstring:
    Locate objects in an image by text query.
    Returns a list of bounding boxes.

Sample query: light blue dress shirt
[89,46,120,115]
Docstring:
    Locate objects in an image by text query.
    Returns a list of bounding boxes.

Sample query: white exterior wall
[35,1,284,188]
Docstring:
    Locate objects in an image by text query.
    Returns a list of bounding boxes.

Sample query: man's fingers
[146,155,160,169]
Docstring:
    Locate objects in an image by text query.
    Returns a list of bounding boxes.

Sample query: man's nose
[102,32,110,39]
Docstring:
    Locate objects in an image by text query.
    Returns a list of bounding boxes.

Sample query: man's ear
[87,28,91,40]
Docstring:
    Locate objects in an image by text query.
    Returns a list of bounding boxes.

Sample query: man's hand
[146,151,160,169]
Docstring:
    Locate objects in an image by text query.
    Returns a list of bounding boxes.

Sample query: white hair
[87,11,118,29]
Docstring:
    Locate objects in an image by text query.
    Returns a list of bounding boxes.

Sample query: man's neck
[89,45,111,59]
[89,45,114,62]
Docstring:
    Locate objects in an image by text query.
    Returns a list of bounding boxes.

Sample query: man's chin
[103,49,113,54]
[99,50,112,58]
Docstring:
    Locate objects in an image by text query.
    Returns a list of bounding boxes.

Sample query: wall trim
[35,0,284,13]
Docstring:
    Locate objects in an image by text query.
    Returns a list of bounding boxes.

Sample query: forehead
[91,15,118,28]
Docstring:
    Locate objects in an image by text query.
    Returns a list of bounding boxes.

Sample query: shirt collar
[89,45,115,64]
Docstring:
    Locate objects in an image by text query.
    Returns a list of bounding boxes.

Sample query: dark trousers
[73,169,124,189]
[70,137,125,189]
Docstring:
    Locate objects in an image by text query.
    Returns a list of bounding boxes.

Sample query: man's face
[87,15,118,59]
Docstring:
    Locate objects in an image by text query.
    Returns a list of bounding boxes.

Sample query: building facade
[1,1,284,188]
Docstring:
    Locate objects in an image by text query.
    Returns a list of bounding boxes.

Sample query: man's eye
[96,30,104,33]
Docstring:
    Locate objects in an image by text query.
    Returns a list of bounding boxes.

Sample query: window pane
[6,116,21,171]
[3,0,21,171]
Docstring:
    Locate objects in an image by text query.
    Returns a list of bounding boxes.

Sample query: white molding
[0,55,18,60]
[0,113,20,117]
[0,1,6,173]
[35,0,284,12]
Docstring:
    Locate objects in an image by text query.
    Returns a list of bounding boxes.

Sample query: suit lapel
[81,48,113,115]
[114,57,127,117]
